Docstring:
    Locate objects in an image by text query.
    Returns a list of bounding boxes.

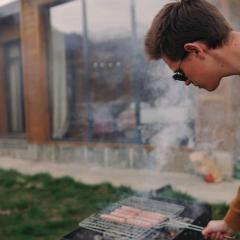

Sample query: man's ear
[184,42,207,59]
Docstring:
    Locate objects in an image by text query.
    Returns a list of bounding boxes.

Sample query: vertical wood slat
[20,0,51,143]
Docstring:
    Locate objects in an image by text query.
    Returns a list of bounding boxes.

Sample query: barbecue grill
[62,191,211,240]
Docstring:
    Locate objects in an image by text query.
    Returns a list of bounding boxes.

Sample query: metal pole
[130,0,141,143]
[82,0,93,141]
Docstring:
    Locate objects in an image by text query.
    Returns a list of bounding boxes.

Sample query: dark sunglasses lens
[173,71,187,81]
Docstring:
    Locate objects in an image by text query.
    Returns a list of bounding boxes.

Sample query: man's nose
[185,79,191,86]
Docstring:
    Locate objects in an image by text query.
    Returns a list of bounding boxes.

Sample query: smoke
[48,0,239,173]
[142,61,196,170]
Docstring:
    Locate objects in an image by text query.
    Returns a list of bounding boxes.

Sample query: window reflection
[87,0,134,142]
[4,41,24,134]
[47,0,171,144]
[136,0,167,32]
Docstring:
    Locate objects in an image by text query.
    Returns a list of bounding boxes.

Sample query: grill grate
[118,197,184,216]
[79,196,185,240]
[79,215,155,240]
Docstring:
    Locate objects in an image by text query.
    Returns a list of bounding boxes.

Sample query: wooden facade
[20,0,57,143]
[0,0,54,143]
[0,0,152,150]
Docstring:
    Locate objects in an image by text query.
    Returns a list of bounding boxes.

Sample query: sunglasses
[172,55,188,81]
[173,69,188,81]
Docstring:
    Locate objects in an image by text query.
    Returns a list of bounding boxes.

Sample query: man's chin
[205,87,217,92]
[204,83,220,92]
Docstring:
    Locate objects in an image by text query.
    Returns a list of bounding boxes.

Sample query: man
[144,0,240,239]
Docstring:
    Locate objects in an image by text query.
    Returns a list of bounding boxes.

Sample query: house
[0,0,239,174]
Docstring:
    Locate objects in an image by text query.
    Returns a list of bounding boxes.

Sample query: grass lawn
[0,169,229,240]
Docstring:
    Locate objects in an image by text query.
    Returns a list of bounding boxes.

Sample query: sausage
[126,217,152,228]
[100,214,126,224]
[136,216,160,225]
[139,211,166,222]
[110,210,129,219]
[102,206,166,228]
[112,209,137,218]
[110,210,160,226]
[110,210,135,218]
[120,206,142,214]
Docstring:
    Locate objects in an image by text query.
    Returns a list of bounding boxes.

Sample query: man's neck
[218,31,240,76]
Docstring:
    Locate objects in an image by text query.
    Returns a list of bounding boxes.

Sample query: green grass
[0,169,230,240]
[0,169,133,240]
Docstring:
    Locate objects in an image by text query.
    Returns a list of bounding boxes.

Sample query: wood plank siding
[20,0,56,143]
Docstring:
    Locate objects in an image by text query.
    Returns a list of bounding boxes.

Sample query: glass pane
[8,61,24,132]
[47,0,194,145]
[136,0,168,39]
[48,0,140,143]
[49,0,84,139]
[87,0,135,143]
[8,45,19,59]
[0,7,24,136]
[5,42,25,133]
[50,0,83,34]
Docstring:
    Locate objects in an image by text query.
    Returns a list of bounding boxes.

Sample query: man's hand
[202,220,234,240]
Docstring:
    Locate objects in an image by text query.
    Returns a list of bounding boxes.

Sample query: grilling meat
[111,209,137,218]
[100,214,126,224]
[137,216,161,225]
[139,210,166,222]
[120,206,142,214]
[126,217,152,228]
[100,206,166,228]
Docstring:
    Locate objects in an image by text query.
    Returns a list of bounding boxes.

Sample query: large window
[3,40,25,134]
[46,0,193,145]
[0,3,24,137]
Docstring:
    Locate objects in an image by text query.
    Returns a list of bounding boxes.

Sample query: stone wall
[0,138,155,169]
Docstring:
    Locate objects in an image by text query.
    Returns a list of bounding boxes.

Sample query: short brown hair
[145,0,232,61]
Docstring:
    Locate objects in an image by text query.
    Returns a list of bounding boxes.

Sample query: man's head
[145,0,233,91]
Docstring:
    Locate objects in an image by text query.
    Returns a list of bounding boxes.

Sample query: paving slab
[0,157,239,204]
